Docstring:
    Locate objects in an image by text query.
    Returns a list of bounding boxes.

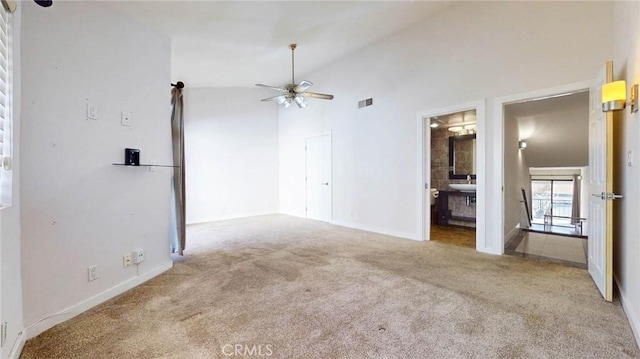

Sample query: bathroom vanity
[437,190,477,227]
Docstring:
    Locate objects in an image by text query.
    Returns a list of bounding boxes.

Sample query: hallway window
[531,180,573,225]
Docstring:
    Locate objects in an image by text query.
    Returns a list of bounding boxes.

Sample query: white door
[588,61,616,301]
[305,134,332,221]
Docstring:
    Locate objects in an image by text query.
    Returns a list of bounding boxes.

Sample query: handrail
[542,214,586,235]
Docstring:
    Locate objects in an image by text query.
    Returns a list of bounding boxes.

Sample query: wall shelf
[112,163,177,168]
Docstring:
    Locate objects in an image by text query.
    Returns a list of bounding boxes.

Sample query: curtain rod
[171,82,185,89]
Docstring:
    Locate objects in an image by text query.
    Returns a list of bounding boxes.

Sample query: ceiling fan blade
[294,80,313,93]
[255,84,286,92]
[303,92,334,100]
[261,95,285,102]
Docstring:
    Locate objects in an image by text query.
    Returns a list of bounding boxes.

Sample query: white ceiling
[101,1,453,88]
[508,91,589,168]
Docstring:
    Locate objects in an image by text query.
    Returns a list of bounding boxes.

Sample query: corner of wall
[25,261,172,339]
[615,275,640,349]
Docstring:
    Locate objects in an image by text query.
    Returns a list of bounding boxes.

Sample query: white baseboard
[186,211,279,225]
[330,219,419,241]
[24,261,173,340]
[505,225,520,243]
[614,275,640,349]
[8,331,25,359]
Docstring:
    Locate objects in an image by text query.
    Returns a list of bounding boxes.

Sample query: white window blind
[0,0,13,208]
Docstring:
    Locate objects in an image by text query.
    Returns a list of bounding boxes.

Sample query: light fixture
[276,96,292,108]
[463,125,476,134]
[294,95,307,109]
[448,126,463,133]
[601,80,639,113]
[430,117,444,128]
[602,80,627,112]
[519,140,527,150]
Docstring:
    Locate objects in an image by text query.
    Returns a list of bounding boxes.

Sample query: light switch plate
[628,150,634,167]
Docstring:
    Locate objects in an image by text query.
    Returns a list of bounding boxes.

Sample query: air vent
[358,98,373,108]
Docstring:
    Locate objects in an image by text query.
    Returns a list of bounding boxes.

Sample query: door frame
[304,132,333,222]
[493,80,592,251]
[417,99,485,251]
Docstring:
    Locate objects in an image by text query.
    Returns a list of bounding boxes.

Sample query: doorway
[417,100,485,251]
[305,133,332,222]
[430,110,478,248]
[499,85,590,266]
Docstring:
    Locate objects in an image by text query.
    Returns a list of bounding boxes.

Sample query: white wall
[184,88,279,224]
[20,1,172,338]
[613,0,640,346]
[1,5,23,358]
[503,107,529,240]
[279,1,613,247]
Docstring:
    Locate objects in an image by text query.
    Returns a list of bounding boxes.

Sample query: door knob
[321,182,329,185]
[592,192,624,200]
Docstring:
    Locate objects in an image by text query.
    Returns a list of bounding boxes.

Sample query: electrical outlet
[87,103,98,120]
[133,249,144,264]
[123,253,132,267]
[88,264,98,282]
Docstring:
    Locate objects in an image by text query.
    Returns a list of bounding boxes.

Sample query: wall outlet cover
[88,264,98,281]
[133,249,144,264]
[123,253,132,267]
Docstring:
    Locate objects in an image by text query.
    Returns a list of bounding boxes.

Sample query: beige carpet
[21,215,639,358]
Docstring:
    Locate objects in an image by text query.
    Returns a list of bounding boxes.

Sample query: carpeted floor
[21,215,639,358]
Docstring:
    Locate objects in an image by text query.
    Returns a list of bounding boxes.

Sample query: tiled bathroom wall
[430,128,475,191]
[431,128,477,229]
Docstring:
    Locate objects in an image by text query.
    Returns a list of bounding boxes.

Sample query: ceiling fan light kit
[256,44,334,109]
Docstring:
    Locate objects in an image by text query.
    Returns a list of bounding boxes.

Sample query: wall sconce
[518,140,527,150]
[602,80,639,113]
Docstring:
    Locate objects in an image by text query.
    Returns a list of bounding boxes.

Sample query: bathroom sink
[449,184,476,192]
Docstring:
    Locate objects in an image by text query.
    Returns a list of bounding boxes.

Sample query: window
[0,0,13,208]
[531,180,573,226]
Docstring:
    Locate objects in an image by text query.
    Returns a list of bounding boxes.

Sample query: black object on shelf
[125,148,140,166]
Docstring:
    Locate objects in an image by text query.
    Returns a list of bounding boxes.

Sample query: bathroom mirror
[449,134,477,179]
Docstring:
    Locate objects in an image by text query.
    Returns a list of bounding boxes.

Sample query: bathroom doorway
[429,110,478,248]
[418,99,485,251]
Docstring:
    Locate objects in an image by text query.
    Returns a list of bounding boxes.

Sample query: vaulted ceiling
[102,1,453,88]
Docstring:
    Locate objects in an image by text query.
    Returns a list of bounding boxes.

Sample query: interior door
[305,134,332,221]
[588,61,614,301]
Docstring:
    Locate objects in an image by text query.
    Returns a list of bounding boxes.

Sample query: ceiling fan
[256,44,334,108]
